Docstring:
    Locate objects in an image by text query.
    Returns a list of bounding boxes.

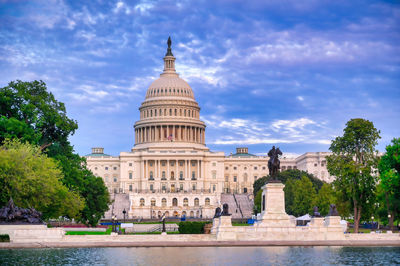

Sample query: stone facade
[85,41,334,219]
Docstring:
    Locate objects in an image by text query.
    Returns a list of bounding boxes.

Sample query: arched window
[170,171,175,180]
[162,198,167,207]
[184,110,186,116]
[243,187,248,193]
[172,198,178,207]
[190,211,194,217]
[161,89,163,93]
[140,198,145,206]
[155,109,157,116]
[150,110,152,117]
[151,198,156,206]
[183,198,188,206]
[169,109,172,116]
[174,109,177,116]
[205,198,210,206]
[194,198,199,206]
[160,109,162,116]
[188,110,191,117]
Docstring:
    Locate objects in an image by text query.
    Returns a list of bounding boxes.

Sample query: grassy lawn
[232,223,251,226]
[128,231,180,235]
[346,228,372,233]
[66,226,113,235]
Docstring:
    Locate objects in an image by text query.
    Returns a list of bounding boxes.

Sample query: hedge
[178,221,210,234]
[0,234,10,242]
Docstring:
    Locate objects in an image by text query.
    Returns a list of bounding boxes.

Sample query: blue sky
[1,0,399,157]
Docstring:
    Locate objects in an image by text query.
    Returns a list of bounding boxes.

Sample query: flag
[167,134,173,141]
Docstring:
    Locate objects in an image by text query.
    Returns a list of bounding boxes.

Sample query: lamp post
[371,216,374,231]
[112,215,116,233]
[123,209,126,223]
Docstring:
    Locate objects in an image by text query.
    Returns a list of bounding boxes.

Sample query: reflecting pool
[0,246,399,265]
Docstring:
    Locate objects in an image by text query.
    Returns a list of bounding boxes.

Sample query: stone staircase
[234,194,254,218]
[103,193,130,220]
[220,194,253,219]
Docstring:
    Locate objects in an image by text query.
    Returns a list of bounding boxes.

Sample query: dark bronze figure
[268,146,282,180]
[214,207,221,218]
[328,204,339,216]
[313,206,321,217]
[165,36,173,56]
[0,198,43,224]
[221,203,230,216]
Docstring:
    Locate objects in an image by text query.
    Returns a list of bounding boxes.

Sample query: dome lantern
[162,36,176,76]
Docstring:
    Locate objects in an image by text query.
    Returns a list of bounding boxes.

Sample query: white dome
[145,75,194,100]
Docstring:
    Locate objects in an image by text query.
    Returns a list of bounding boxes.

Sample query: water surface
[0,247,399,265]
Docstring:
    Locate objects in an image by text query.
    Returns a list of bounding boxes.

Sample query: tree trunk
[353,205,362,233]
[389,211,394,231]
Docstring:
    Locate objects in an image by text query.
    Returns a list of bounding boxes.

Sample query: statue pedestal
[257,182,294,228]
[210,217,219,234]
[216,215,236,240]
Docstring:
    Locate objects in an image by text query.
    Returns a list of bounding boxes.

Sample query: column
[161,126,164,141]
[141,160,144,190]
[173,125,176,141]
[167,159,170,180]
[176,159,179,180]
[158,160,161,179]
[197,160,200,179]
[184,159,187,179]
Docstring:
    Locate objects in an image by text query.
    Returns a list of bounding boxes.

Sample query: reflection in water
[0,247,399,266]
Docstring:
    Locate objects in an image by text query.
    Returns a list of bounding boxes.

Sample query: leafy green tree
[315,183,336,216]
[0,80,110,226]
[291,176,317,216]
[327,118,380,233]
[378,138,400,230]
[0,80,78,150]
[283,179,296,215]
[253,170,324,216]
[253,169,323,196]
[0,139,84,219]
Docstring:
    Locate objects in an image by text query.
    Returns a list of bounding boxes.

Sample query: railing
[130,189,213,194]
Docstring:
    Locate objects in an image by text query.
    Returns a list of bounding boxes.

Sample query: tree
[291,175,317,216]
[0,139,84,219]
[253,170,324,216]
[0,80,78,150]
[315,183,336,216]
[327,118,380,233]
[378,138,400,230]
[0,80,110,226]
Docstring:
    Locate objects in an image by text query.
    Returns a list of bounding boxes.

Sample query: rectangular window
[212,162,216,167]
[105,167,109,170]
[192,171,195,179]
[254,166,258,170]
[254,176,258,180]
[212,172,216,179]
[150,184,154,191]
[129,184,132,191]
[162,184,166,191]
[192,184,196,190]
[191,162,195,166]
[170,161,174,166]
[113,177,117,182]
[129,163,132,166]
[113,167,117,170]
[129,173,132,179]
[149,162,153,167]
[213,184,216,192]
[162,162,166,166]
[233,176,237,182]
[225,176,229,182]
[180,183,183,191]
[179,161,183,166]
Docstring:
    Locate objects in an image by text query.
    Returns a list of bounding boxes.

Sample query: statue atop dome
[165,36,173,56]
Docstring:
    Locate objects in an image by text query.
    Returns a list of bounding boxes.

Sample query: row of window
[140,197,210,207]
[148,87,190,96]
[225,166,266,170]
[141,107,198,119]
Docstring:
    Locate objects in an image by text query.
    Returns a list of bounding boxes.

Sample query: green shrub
[178,221,210,234]
[0,234,10,242]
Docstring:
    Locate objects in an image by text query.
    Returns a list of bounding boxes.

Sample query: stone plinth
[210,218,219,234]
[257,182,295,228]
[0,224,65,243]
[216,216,236,240]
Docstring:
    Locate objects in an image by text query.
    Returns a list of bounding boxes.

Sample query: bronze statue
[313,206,321,217]
[328,204,339,216]
[221,203,230,216]
[165,36,173,56]
[0,198,43,224]
[268,146,282,179]
[214,207,221,218]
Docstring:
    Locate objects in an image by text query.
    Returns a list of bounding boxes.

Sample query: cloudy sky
[1,0,399,157]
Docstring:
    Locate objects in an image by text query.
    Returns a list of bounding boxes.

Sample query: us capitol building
[85,39,333,219]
